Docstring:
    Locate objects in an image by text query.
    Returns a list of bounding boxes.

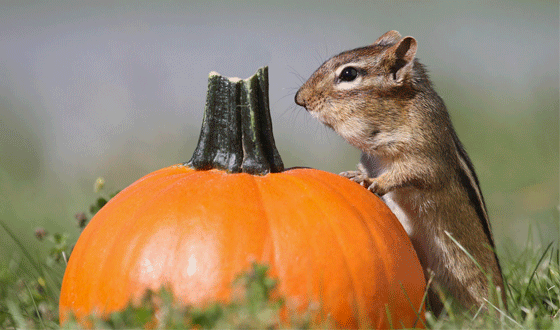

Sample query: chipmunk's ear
[386,36,417,83]
[373,30,402,46]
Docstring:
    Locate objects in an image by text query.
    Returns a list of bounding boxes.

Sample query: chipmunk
[294,30,506,314]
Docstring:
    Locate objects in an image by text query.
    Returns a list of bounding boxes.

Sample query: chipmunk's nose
[294,88,306,107]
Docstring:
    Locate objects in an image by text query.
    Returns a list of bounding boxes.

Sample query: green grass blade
[398,281,427,328]
[483,298,523,328]
[0,220,43,276]
[444,230,486,275]
[0,220,62,303]
[23,279,46,329]
[520,241,554,304]
[6,300,27,329]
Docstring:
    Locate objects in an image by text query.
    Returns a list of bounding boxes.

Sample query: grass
[0,180,558,329]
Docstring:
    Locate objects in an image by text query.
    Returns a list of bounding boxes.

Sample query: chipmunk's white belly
[382,188,445,279]
[382,190,416,236]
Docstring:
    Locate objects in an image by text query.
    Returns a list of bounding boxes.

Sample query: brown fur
[295,30,506,314]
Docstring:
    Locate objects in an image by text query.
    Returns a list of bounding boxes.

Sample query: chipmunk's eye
[339,66,358,82]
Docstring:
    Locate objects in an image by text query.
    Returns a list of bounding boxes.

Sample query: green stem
[187,67,284,175]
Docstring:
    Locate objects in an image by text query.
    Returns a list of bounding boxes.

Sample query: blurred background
[1,1,558,263]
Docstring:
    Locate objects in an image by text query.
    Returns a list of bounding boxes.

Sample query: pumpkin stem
[187,67,284,175]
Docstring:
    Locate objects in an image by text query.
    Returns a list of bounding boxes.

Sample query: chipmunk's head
[295,30,423,154]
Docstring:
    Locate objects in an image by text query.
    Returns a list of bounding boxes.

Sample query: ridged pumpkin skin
[60,68,426,328]
[59,165,426,328]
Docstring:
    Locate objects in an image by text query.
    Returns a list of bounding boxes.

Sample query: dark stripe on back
[454,135,506,292]
[452,136,495,249]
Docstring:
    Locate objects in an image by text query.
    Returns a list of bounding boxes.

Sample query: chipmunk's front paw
[339,169,369,184]
[340,169,368,184]
[340,170,377,191]
[366,179,388,196]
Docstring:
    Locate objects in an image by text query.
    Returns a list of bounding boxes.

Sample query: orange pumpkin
[59,67,426,328]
